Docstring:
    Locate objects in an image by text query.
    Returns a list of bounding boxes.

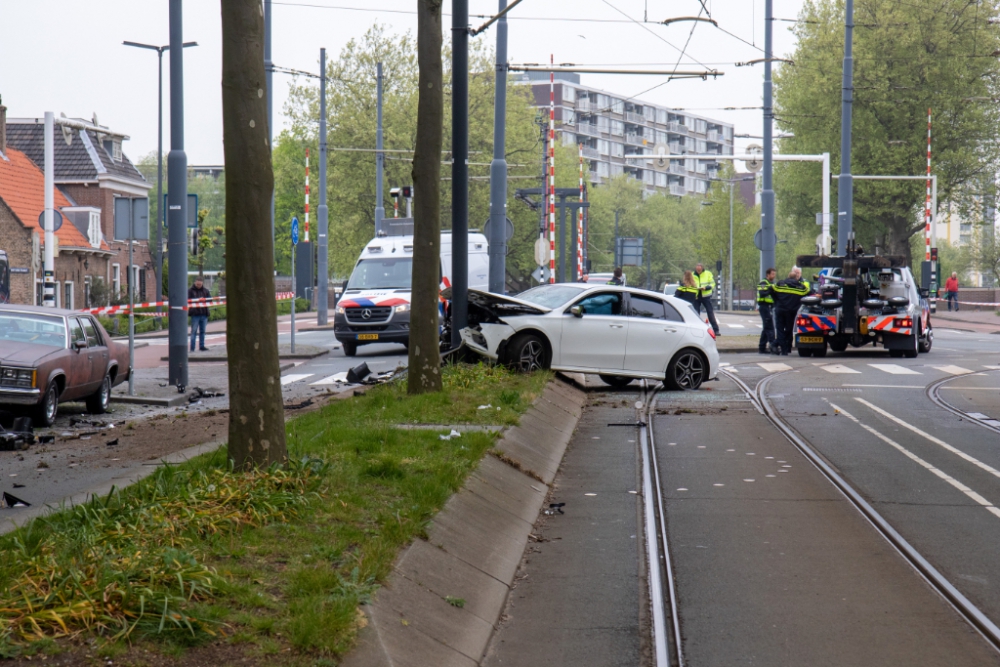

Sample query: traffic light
[930,246,938,262]
[401,185,413,198]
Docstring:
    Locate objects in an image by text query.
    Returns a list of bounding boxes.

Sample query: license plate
[357,333,379,341]
[798,336,824,344]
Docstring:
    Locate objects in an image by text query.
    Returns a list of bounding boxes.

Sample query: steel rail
[720,368,1000,654]
[639,380,684,666]
[927,370,1000,437]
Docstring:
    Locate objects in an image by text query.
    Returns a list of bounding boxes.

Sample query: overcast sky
[0,0,807,166]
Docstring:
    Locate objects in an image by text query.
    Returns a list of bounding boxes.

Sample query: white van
[334,228,489,356]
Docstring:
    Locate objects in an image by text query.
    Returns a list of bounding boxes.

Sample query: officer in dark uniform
[608,267,624,286]
[756,267,777,354]
[674,271,699,305]
[770,267,812,355]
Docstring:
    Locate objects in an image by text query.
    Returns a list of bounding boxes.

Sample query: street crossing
[746,361,987,377]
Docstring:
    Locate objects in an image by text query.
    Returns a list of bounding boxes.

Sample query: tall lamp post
[122,39,198,306]
[705,175,755,310]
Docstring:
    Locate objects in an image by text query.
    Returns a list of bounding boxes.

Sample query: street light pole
[167,0,189,390]
[729,181,734,311]
[838,0,856,251]
[760,0,776,278]
[487,0,509,294]
[122,40,198,308]
[317,47,329,325]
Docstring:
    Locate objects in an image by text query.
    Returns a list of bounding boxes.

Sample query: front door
[79,317,108,391]
[64,317,93,400]
[623,294,685,374]
[558,290,628,371]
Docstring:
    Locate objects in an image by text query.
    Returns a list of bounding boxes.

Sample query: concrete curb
[342,377,587,667]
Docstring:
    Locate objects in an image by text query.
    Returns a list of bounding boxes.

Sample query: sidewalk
[932,308,1000,334]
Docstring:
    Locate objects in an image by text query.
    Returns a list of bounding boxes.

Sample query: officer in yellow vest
[757,267,777,354]
[693,263,720,336]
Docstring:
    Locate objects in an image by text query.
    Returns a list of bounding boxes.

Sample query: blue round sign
[291,216,299,246]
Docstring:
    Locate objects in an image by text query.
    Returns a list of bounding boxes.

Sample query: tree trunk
[221,0,287,467]
[408,0,445,395]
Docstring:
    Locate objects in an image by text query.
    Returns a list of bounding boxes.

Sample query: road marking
[758,362,792,372]
[726,323,746,328]
[941,386,1000,391]
[311,372,349,385]
[868,363,921,375]
[984,365,1000,370]
[855,398,1000,483]
[843,384,922,389]
[820,364,861,374]
[280,373,313,386]
[933,365,973,375]
[830,401,1000,519]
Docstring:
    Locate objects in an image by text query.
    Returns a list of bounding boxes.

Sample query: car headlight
[394,304,410,314]
[1,367,36,389]
[335,305,346,315]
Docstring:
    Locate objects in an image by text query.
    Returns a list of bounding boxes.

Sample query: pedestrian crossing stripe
[280,374,312,386]
[758,363,792,372]
[932,365,973,375]
[867,364,921,375]
[820,364,861,374]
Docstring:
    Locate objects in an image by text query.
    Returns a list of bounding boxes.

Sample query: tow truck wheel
[918,324,933,353]
[797,348,813,357]
[830,339,848,353]
[889,349,903,358]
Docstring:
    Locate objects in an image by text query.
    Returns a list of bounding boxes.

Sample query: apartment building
[520,72,735,196]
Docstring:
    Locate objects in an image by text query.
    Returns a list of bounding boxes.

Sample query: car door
[623,294,685,374]
[558,290,628,371]
[63,317,93,400]
[79,317,108,390]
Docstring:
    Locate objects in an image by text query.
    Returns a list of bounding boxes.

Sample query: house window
[611,142,624,158]
[131,265,140,301]
[563,86,576,103]
[611,98,624,114]
[644,106,655,122]
[611,120,624,136]
[656,109,668,125]
[564,110,576,126]
[84,276,93,308]
[139,269,147,302]
[656,172,668,187]
[597,161,610,177]
[64,281,74,310]
[112,264,121,298]
[656,131,668,145]
[643,170,654,184]
[598,140,610,156]
[611,164,624,176]
[88,211,102,248]
[561,131,576,146]
[113,140,123,162]
[698,140,707,153]
[597,115,609,132]
[723,126,733,140]
[695,119,707,134]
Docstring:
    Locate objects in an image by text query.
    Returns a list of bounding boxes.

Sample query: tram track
[720,367,1000,656]
[927,369,1000,436]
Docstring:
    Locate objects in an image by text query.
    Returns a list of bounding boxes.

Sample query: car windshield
[0,312,66,348]
[516,285,586,308]
[347,258,413,290]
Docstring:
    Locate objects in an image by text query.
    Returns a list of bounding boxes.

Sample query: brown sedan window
[70,318,87,347]
[81,318,101,347]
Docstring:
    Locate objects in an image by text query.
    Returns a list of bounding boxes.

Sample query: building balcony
[582,146,600,159]
[625,156,650,167]
[668,163,687,176]
[667,122,688,135]
[576,99,595,112]
[576,124,602,138]
[669,184,686,196]
[706,130,725,143]
[625,111,645,125]
[625,134,645,146]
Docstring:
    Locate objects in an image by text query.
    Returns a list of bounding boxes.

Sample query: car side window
[70,318,87,347]
[573,291,623,316]
[628,294,666,320]
[81,318,101,347]
[663,301,685,322]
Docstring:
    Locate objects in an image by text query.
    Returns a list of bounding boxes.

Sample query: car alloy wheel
[507,333,549,373]
[667,351,705,391]
[37,383,59,427]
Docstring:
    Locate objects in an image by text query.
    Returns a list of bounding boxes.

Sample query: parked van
[334,228,489,356]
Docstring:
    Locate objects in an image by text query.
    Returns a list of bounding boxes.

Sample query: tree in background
[774,0,1000,262]
[220,0,287,467]
[408,0,444,395]
[696,167,761,301]
[968,224,1000,288]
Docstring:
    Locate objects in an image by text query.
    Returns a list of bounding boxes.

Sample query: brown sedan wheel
[86,373,112,414]
[36,381,60,427]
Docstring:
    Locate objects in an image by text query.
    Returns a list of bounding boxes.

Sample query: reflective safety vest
[674,285,699,303]
[756,279,774,304]
[693,270,714,297]
[771,278,811,311]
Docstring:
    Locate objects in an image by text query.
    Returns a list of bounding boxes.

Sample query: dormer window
[88,211,102,248]
[113,140,122,162]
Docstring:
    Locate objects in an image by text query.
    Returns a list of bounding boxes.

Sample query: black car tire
[903,327,919,359]
[812,345,828,358]
[798,348,813,357]
[918,324,933,353]
[505,333,550,373]
[342,341,357,357]
[664,350,706,391]
[36,382,59,428]
[830,339,849,352]
[86,374,111,414]
[599,374,634,389]
[889,349,904,358]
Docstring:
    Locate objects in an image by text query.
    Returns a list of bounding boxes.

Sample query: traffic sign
[534,237,549,266]
[291,216,299,246]
[38,210,63,232]
[531,266,550,283]
[744,143,763,173]
[754,228,777,251]
[483,216,515,243]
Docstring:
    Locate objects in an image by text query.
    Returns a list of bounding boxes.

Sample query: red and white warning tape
[82,292,296,315]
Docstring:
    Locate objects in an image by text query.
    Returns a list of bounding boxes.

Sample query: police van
[334,220,489,356]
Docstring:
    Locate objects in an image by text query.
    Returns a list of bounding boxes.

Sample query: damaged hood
[444,288,551,317]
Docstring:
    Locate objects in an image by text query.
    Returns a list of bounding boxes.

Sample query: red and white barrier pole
[578,143,585,281]
[548,55,556,284]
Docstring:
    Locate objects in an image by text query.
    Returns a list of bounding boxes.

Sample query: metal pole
[729,181,734,311]
[375,62,385,235]
[43,112,55,307]
[837,0,855,252]
[570,204,578,281]
[291,243,296,354]
[451,0,470,346]
[167,0,189,390]
[265,0,275,263]
[156,49,164,306]
[822,152,831,254]
[128,229,135,395]
[646,234,651,290]
[487,0,509,294]
[614,210,620,268]
[558,200,566,283]
[760,0,776,278]
[317,48,329,325]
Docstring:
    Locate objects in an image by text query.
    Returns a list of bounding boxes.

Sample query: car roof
[0,304,78,317]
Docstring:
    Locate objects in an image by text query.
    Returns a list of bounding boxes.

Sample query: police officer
[756,267,777,354]
[693,263,720,336]
[771,266,812,355]
[674,271,699,305]
[608,267,624,286]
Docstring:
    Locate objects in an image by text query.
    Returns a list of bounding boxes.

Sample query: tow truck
[794,239,933,358]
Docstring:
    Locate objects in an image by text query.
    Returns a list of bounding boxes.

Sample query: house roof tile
[6,121,147,185]
[0,148,109,251]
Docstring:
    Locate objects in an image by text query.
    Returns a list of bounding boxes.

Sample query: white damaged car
[460,283,720,390]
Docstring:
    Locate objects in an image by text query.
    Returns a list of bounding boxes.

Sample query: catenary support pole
[837,0,855,252]
[729,181,734,311]
[760,0,776,277]
[487,0,508,294]
[156,49,164,306]
[42,112,55,307]
[822,152,831,254]
[451,0,470,346]
[375,62,385,235]
[614,210,619,268]
[167,0,189,389]
[265,0,275,263]
[317,48,329,325]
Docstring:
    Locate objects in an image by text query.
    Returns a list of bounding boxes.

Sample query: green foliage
[774,0,1000,262]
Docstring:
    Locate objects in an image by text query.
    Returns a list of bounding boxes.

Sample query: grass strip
[0,363,550,663]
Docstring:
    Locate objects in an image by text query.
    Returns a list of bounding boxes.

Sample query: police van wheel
[342,341,357,357]
[812,345,827,358]
[830,340,848,353]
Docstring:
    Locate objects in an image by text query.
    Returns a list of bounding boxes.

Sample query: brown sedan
[0,305,130,427]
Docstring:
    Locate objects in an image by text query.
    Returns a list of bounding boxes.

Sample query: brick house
[3,107,154,308]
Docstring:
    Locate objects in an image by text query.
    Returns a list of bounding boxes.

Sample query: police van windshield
[346,258,413,291]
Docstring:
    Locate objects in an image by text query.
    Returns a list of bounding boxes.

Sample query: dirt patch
[6,638,307,667]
